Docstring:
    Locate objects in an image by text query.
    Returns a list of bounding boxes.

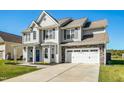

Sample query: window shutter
[64,30,66,40]
[43,30,45,40]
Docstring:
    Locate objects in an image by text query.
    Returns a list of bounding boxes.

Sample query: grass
[99,58,124,82]
[0,60,39,81]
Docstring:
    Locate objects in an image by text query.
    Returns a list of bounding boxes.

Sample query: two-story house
[22,11,109,64]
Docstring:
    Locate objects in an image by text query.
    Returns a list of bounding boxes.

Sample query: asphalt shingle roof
[83,19,107,30]
[0,31,22,43]
[61,17,88,29]
[61,32,108,46]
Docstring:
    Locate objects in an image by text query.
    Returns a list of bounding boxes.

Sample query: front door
[36,50,40,62]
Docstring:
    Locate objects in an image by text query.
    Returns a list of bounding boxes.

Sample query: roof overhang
[41,42,57,46]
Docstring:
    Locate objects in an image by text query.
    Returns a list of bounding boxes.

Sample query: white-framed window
[51,47,54,58]
[33,31,36,40]
[44,28,55,40]
[44,48,48,58]
[28,33,30,41]
[64,28,79,40]
[24,33,30,41]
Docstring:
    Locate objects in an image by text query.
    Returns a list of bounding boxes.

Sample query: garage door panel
[65,48,99,64]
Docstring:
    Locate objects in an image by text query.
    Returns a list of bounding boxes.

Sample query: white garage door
[65,48,100,64]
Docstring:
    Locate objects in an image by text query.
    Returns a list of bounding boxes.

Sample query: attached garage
[65,48,100,64]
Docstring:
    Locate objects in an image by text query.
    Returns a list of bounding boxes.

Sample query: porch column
[104,44,106,65]
[14,46,17,62]
[33,46,36,63]
[49,45,51,63]
[25,46,28,62]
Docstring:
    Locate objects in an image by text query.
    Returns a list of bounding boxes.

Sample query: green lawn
[0,63,39,81]
[99,59,124,82]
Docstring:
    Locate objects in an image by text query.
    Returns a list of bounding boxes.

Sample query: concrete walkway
[4,63,99,82]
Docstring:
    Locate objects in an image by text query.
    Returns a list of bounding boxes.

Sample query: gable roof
[61,17,88,29]
[23,11,107,33]
[0,31,22,43]
[36,11,59,26]
[83,19,108,30]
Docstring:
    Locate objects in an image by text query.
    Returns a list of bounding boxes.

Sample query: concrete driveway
[4,63,99,82]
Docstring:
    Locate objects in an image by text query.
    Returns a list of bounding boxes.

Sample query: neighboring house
[122,54,124,59]
[22,11,109,64]
[0,31,22,60]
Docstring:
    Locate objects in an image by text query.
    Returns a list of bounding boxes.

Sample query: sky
[0,10,124,50]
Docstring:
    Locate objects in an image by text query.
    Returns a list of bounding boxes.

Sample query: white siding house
[22,11,109,64]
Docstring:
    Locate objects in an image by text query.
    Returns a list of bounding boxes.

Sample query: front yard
[0,60,39,81]
[99,59,124,82]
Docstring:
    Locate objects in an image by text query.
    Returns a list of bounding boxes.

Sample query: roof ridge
[92,19,107,23]
[73,17,88,21]
[57,17,73,21]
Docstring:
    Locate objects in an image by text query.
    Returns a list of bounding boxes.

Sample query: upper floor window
[33,31,36,40]
[24,33,30,42]
[44,28,55,40]
[64,28,79,40]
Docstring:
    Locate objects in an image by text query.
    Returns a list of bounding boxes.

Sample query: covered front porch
[22,43,42,63]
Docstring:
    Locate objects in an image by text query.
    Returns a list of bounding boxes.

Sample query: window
[25,34,28,41]
[90,50,98,52]
[45,30,49,39]
[44,48,48,58]
[43,30,45,40]
[25,33,30,41]
[67,50,73,52]
[64,28,79,40]
[51,48,54,58]
[64,30,66,40]
[44,29,55,40]
[49,30,53,39]
[71,29,75,39]
[33,31,36,40]
[82,50,89,52]
[23,34,26,42]
[66,29,71,39]
[74,50,80,52]
[52,29,55,39]
[28,33,30,41]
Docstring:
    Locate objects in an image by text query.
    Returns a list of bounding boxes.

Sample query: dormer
[22,21,40,44]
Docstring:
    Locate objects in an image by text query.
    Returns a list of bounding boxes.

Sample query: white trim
[65,48,100,64]
[36,11,59,26]
[33,46,36,63]
[104,44,106,65]
[29,21,39,28]
[93,30,106,34]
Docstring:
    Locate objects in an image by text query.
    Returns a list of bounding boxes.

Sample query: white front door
[65,48,100,64]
